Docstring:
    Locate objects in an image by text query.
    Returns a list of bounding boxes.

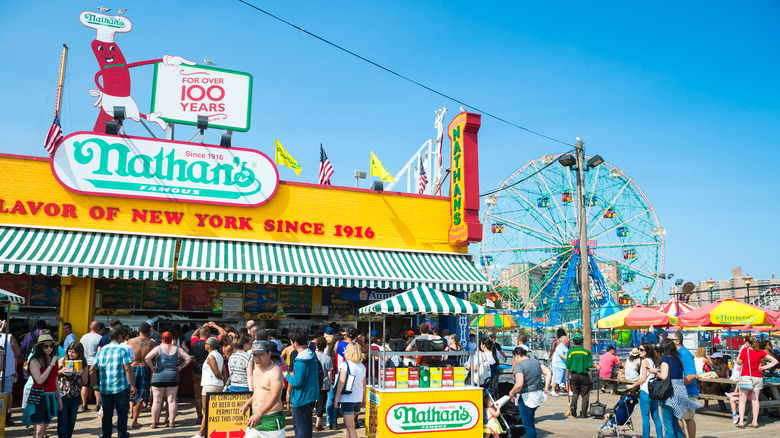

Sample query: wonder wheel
[479,154,664,326]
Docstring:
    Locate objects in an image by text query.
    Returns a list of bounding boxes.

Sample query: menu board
[219,284,244,312]
[29,275,61,307]
[279,285,312,314]
[0,274,30,302]
[181,282,221,311]
[243,284,278,313]
[329,297,358,320]
[98,279,179,310]
[140,280,180,311]
[98,279,142,308]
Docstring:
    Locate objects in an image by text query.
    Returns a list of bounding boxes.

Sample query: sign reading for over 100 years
[51,132,279,207]
[448,111,482,246]
[151,64,253,132]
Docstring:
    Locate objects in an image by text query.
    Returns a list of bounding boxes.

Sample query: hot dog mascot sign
[80,11,195,132]
[50,11,279,207]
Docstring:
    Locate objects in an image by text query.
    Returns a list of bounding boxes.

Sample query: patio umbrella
[470,313,518,328]
[678,298,780,327]
[654,297,695,317]
[597,304,679,329]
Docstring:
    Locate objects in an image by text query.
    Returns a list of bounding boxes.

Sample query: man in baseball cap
[239,340,286,437]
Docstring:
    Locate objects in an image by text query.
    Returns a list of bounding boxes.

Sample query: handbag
[738,349,753,390]
[647,373,672,400]
[27,387,43,406]
[340,362,355,395]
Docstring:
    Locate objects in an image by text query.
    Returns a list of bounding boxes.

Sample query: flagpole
[54,44,68,119]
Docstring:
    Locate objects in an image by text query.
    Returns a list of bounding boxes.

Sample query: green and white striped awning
[0,287,26,304]
[0,227,176,280]
[177,239,488,292]
[359,286,488,315]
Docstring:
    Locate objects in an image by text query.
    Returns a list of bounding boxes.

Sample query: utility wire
[479,150,573,197]
[236,0,574,147]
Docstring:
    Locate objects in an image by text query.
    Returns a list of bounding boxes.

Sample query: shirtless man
[239,341,285,437]
[127,322,157,428]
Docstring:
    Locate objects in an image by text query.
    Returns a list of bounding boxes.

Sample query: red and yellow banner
[447,112,482,246]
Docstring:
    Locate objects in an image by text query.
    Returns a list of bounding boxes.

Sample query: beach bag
[738,350,753,390]
[477,360,491,385]
[647,374,672,401]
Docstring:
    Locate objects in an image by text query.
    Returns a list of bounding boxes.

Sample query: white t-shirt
[0,333,16,376]
[694,357,705,374]
[640,358,654,393]
[338,361,366,403]
[81,332,102,365]
[552,343,568,368]
[201,350,224,387]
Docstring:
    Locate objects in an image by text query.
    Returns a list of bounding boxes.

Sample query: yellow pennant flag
[275,139,302,177]
[370,151,395,183]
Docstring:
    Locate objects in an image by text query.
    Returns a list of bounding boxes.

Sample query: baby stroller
[492,375,526,438]
[597,394,639,438]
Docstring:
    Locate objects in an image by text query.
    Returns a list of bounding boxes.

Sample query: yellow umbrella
[678,298,779,327]
[597,305,679,329]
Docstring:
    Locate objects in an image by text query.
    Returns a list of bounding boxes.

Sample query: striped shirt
[94,342,131,394]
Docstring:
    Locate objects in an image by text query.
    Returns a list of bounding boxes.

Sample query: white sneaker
[191,435,205,438]
[732,414,739,425]
[550,390,559,397]
[569,391,574,397]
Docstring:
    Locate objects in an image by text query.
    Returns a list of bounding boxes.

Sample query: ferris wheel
[479,154,665,326]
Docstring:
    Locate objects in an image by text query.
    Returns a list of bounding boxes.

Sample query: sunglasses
[638,348,645,351]
[42,344,54,349]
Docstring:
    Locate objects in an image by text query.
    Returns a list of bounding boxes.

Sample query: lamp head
[558,154,576,167]
[586,155,604,169]
[197,115,209,131]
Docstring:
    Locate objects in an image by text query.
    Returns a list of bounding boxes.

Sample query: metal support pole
[575,138,592,352]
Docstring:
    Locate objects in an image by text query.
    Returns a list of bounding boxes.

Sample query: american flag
[318,144,334,185]
[418,156,428,194]
[43,115,64,156]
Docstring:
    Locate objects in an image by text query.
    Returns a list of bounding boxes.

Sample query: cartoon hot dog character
[79,11,194,132]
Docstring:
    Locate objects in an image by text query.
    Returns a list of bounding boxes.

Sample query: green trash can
[418,366,430,388]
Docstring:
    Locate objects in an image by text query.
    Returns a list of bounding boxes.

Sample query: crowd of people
[5,317,780,438]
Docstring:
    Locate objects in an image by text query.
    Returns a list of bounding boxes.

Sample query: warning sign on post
[205,391,252,437]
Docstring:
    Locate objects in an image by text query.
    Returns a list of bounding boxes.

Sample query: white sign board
[51,132,278,207]
[151,64,253,132]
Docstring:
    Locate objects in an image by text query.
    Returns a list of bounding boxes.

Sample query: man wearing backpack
[314,337,333,431]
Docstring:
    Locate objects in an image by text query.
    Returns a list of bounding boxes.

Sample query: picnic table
[697,376,780,414]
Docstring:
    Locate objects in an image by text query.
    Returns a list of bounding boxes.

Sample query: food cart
[359,286,488,437]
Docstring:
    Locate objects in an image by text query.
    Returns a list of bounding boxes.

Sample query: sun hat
[630,348,640,357]
[711,352,723,359]
[33,334,56,350]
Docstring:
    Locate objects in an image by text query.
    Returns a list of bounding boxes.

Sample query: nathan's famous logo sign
[447,111,482,246]
[51,133,278,207]
[386,401,479,433]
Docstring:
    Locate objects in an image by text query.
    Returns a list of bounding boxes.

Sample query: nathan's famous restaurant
[0,109,488,395]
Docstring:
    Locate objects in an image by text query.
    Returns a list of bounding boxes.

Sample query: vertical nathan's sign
[448,111,482,246]
[151,64,253,132]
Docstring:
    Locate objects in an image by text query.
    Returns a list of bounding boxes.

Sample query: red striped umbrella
[654,297,695,317]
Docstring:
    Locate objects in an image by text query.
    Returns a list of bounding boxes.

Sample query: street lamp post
[743,275,753,304]
[558,138,603,352]
[643,285,651,306]
[707,279,715,304]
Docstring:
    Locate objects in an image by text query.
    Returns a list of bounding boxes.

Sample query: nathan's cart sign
[151,64,253,132]
[447,111,482,246]
[51,132,278,207]
[386,401,479,433]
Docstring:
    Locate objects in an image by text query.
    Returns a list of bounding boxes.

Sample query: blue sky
[1,2,778,298]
